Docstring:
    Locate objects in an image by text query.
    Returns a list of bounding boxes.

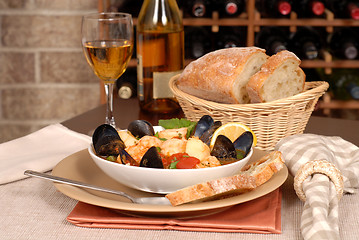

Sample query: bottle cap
[225,2,238,15]
[278,1,291,16]
[311,1,325,16]
[344,43,358,60]
[224,41,237,48]
[118,84,134,99]
[193,3,206,17]
[192,42,205,58]
[349,3,359,20]
[347,83,359,100]
[303,42,318,60]
[271,41,287,55]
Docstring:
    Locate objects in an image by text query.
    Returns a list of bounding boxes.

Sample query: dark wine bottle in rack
[217,0,246,18]
[184,0,212,18]
[116,67,137,99]
[325,69,359,100]
[256,0,293,18]
[288,27,323,60]
[329,0,359,20]
[216,27,246,49]
[294,0,326,18]
[255,27,289,56]
[185,26,213,59]
[328,28,359,60]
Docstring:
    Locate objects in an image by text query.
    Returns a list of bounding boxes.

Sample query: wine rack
[98,0,359,115]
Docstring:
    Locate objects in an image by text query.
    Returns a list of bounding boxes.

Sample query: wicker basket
[169,74,329,151]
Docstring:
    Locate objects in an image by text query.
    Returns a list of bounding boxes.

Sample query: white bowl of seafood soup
[88,145,253,194]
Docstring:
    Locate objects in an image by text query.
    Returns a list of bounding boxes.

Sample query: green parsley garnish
[169,160,179,169]
[236,150,245,160]
[158,118,196,138]
[106,156,116,162]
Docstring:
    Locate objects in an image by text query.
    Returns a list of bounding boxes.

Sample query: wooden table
[1,98,359,240]
[63,98,359,146]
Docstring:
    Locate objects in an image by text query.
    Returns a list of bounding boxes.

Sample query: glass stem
[104,82,116,128]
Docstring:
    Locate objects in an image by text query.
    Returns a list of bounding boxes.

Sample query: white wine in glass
[82,12,133,127]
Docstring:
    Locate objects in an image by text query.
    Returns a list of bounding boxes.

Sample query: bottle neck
[270,40,287,55]
[277,0,291,16]
[118,82,135,99]
[191,41,205,58]
[224,41,238,48]
[311,0,325,16]
[192,1,206,17]
[348,3,359,20]
[302,41,319,60]
[347,82,359,100]
[342,42,358,60]
[225,1,238,15]
[137,0,183,31]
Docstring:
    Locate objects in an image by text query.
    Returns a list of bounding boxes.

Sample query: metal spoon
[24,170,171,205]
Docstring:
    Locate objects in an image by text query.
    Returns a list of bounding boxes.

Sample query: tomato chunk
[167,153,200,169]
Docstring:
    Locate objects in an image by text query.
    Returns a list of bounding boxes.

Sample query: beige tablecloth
[1,173,359,240]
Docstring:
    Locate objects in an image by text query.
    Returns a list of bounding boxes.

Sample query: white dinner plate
[52,148,288,218]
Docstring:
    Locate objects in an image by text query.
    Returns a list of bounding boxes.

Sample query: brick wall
[0,0,101,143]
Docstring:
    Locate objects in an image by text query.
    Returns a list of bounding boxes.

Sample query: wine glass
[81,12,133,128]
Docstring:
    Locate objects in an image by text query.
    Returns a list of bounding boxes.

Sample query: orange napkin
[67,188,281,234]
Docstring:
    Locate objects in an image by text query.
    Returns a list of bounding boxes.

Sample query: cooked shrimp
[196,156,221,168]
[185,137,211,161]
[161,138,187,157]
[125,136,162,163]
[158,127,188,140]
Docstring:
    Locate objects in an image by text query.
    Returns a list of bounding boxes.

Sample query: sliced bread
[165,151,285,206]
[246,50,306,103]
[177,47,268,104]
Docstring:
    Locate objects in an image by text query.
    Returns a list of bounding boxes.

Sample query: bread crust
[241,151,284,187]
[177,47,268,104]
[165,151,285,206]
[246,50,306,103]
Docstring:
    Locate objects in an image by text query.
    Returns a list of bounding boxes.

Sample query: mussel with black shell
[92,124,138,166]
[210,131,254,165]
[139,146,164,169]
[192,115,222,145]
[92,124,125,156]
[193,115,214,138]
[127,120,155,138]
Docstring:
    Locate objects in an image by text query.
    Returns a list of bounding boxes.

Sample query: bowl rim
[88,145,253,173]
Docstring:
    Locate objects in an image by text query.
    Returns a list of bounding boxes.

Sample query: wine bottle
[255,27,289,56]
[216,27,246,49]
[288,27,323,60]
[325,69,359,100]
[184,0,212,18]
[185,26,213,59]
[257,0,292,18]
[218,0,246,18]
[136,0,184,113]
[329,0,359,20]
[116,67,137,99]
[294,0,326,18]
[328,28,359,60]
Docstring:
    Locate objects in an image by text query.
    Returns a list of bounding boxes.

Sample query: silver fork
[24,170,171,205]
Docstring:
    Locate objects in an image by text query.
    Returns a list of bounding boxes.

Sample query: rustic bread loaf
[176,47,268,104]
[246,50,306,103]
[165,151,285,206]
